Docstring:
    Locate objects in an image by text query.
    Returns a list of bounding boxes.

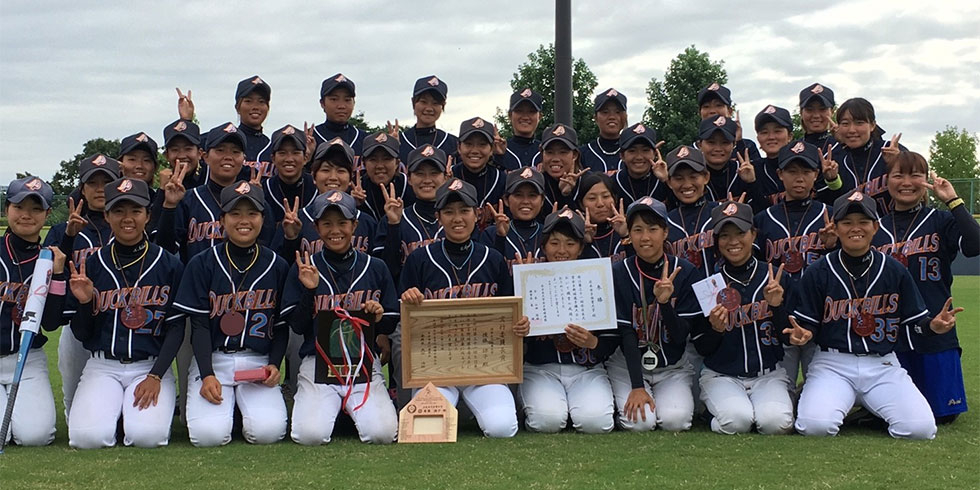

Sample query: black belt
[94,352,150,364]
[820,346,879,357]
[218,346,247,354]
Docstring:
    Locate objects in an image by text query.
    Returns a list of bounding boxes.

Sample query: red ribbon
[314,307,374,411]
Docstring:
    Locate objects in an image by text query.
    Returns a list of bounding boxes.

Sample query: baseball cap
[799,83,835,108]
[459,117,495,144]
[626,196,669,224]
[205,122,247,151]
[271,125,306,154]
[619,123,658,150]
[163,119,201,147]
[710,201,753,234]
[540,123,578,150]
[5,176,54,210]
[833,190,878,222]
[505,166,545,194]
[104,178,151,210]
[119,132,159,161]
[698,115,737,142]
[308,190,358,220]
[412,75,448,101]
[407,144,448,173]
[542,207,586,239]
[697,83,732,106]
[311,138,355,172]
[79,154,122,182]
[236,75,271,101]
[434,178,478,210]
[509,88,543,112]
[754,105,792,131]
[320,73,356,99]
[665,145,706,175]
[778,140,821,170]
[594,88,627,112]
[220,180,266,212]
[362,131,399,159]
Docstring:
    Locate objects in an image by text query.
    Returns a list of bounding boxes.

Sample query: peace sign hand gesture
[350,168,367,205]
[303,122,316,162]
[763,263,785,307]
[65,197,88,237]
[782,316,813,346]
[818,207,837,249]
[68,260,94,304]
[736,148,755,183]
[513,252,536,265]
[295,251,319,290]
[282,197,303,240]
[734,110,743,142]
[608,198,628,236]
[486,199,511,237]
[881,133,903,165]
[924,173,958,203]
[651,141,668,182]
[653,261,681,304]
[492,127,507,156]
[386,119,401,139]
[381,182,404,225]
[821,145,839,181]
[248,165,262,186]
[726,192,747,204]
[929,298,963,335]
[580,208,597,243]
[163,161,189,209]
[176,87,194,120]
[559,169,587,196]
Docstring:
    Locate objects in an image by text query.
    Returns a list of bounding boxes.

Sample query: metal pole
[554,0,572,126]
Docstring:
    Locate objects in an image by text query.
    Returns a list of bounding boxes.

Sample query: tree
[929,126,980,180]
[791,110,805,140]
[348,111,385,135]
[50,138,121,195]
[643,46,727,151]
[494,44,599,142]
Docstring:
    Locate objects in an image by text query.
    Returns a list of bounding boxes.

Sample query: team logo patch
[811,84,824,94]
[136,133,148,142]
[559,209,574,219]
[427,76,440,86]
[421,145,435,157]
[553,125,566,136]
[376,133,388,143]
[117,179,133,192]
[251,76,264,85]
[791,142,806,154]
[335,74,347,82]
[847,192,864,202]
[449,179,463,191]
[764,105,776,114]
[223,123,237,133]
[235,182,251,195]
[677,146,690,158]
[93,155,107,166]
[708,83,720,91]
[722,202,738,216]
[327,191,343,203]
[520,88,532,98]
[174,121,187,131]
[472,118,485,128]
[639,196,655,206]
[713,116,727,127]
[606,88,619,97]
[25,178,43,191]
[520,167,533,179]
[633,124,646,134]
[282,125,296,135]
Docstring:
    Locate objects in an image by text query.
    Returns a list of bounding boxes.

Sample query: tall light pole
[554,0,572,126]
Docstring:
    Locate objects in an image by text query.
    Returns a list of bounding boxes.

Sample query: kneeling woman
[67,178,185,448]
[519,207,617,433]
[173,181,289,447]
[693,200,794,435]
[399,178,530,438]
[283,190,399,445]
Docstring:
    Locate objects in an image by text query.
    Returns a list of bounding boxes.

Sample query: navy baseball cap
[435,178,478,210]
[79,154,121,182]
[666,145,706,175]
[698,115,737,142]
[104,178,151,210]
[459,117,495,144]
[778,140,821,170]
[509,88,543,112]
[711,201,753,234]
[505,166,545,194]
[540,123,578,150]
[754,105,792,131]
[594,88,627,112]
[542,207,586,239]
[236,75,271,101]
[833,190,878,222]
[163,119,201,147]
[413,75,448,101]
[362,131,399,159]
[220,181,266,212]
[119,132,159,161]
[271,125,306,153]
[320,73,356,99]
[5,176,54,210]
[800,83,835,108]
[205,123,247,151]
[697,83,732,106]
[311,138,355,172]
[407,144,448,173]
[309,190,358,220]
[619,123,658,150]
[626,196,669,224]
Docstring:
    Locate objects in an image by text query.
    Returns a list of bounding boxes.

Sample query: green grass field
[0,278,978,489]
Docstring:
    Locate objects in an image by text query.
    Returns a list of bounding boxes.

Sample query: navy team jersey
[790,249,931,356]
[44,215,112,267]
[495,136,541,171]
[579,138,622,174]
[612,170,669,205]
[873,205,980,353]
[313,121,365,156]
[613,255,702,378]
[357,171,416,223]
[835,137,904,212]
[666,199,719,277]
[398,127,458,165]
[373,203,446,280]
[754,156,783,205]
[804,131,839,152]
[525,329,620,367]
[272,206,377,259]
[281,250,398,357]
[0,239,62,353]
[239,124,274,180]
[64,243,185,360]
[581,226,629,264]
[262,173,317,225]
[479,220,543,274]
[452,164,505,230]
[753,199,833,294]
[702,161,767,213]
[691,259,789,377]
[542,173,585,212]
[399,241,511,299]
[172,244,288,353]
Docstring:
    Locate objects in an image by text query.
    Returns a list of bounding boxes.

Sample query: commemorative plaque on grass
[400,297,523,388]
[398,382,458,443]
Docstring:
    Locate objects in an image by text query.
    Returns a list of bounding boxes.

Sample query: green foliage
[929,126,980,180]
[643,46,727,151]
[791,109,805,140]
[494,44,599,142]
[49,138,121,195]
[349,111,385,135]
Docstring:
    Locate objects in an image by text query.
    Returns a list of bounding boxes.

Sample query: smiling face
[509,103,540,138]
[700,132,735,168]
[458,134,492,172]
[777,162,818,201]
[581,181,615,223]
[836,109,875,149]
[506,184,544,221]
[165,137,201,175]
[315,208,357,254]
[120,150,156,184]
[220,200,263,247]
[757,122,791,157]
[81,173,112,211]
[628,213,668,263]
[622,143,655,178]
[699,98,731,120]
[716,223,755,266]
[541,142,577,178]
[412,92,444,128]
[437,201,476,243]
[313,161,351,194]
[320,87,354,124]
[273,140,304,183]
[6,197,48,241]
[801,101,833,134]
[236,94,269,129]
[887,167,927,211]
[836,212,879,255]
[542,229,584,262]
[668,166,708,205]
[206,142,245,186]
[595,101,627,139]
[409,163,446,201]
[363,152,398,186]
[105,201,149,245]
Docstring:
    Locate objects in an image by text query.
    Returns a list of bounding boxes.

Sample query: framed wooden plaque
[314,310,374,385]
[398,382,458,444]
[400,297,523,388]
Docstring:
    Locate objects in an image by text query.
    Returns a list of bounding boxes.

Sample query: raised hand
[581,208,597,243]
[708,304,727,333]
[564,323,598,349]
[929,298,963,334]
[303,122,316,161]
[487,199,511,237]
[821,145,839,181]
[158,168,174,190]
[652,142,668,182]
[726,191,747,204]
[609,198,628,236]
[559,169,588,196]
[924,173,958,204]
[386,119,401,139]
[176,87,194,120]
[362,299,385,323]
[492,127,507,156]
[881,133,903,165]
[734,110,743,141]
[68,260,94,304]
[782,316,813,346]
[653,261,681,304]
[350,168,367,205]
[818,207,837,249]
[295,251,319,290]
[736,148,755,183]
[381,182,404,225]
[48,246,66,274]
[282,197,302,240]
[65,197,88,237]
[163,161,189,209]
[514,252,536,265]
[763,263,785,307]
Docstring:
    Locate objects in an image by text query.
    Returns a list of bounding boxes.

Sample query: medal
[686,249,702,268]
[891,252,908,267]
[852,312,876,337]
[717,287,741,311]
[121,304,147,330]
[220,311,247,336]
[783,251,804,274]
[642,347,659,371]
[553,335,575,353]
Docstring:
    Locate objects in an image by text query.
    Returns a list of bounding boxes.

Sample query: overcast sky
[1,0,978,187]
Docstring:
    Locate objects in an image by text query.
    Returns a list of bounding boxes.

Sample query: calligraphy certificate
[512,257,615,336]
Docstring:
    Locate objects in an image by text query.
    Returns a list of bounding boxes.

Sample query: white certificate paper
[692,273,725,317]
[512,257,616,336]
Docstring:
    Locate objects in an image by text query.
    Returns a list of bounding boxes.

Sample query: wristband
[824,175,842,190]
[50,280,66,295]
[145,373,162,381]
[947,198,964,210]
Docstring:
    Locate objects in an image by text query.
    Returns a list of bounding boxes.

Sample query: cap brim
[435,191,477,210]
[207,133,246,151]
[698,92,732,106]
[408,158,446,173]
[699,127,735,142]
[459,129,494,144]
[80,167,119,183]
[165,133,201,147]
[413,87,446,100]
[779,156,819,170]
[120,142,157,158]
[542,218,584,239]
[106,195,151,210]
[712,216,752,234]
[833,202,876,221]
[363,144,398,159]
[322,81,356,98]
[541,138,577,150]
[316,203,357,220]
[626,205,668,223]
[506,180,545,195]
[510,99,542,112]
[621,135,657,150]
[668,160,707,175]
[273,134,306,153]
[800,94,833,108]
[221,195,265,213]
[238,85,271,100]
[755,114,792,131]
[7,192,51,210]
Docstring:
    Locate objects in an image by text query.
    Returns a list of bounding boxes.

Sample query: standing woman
[872,151,980,424]
[452,117,506,230]
[799,83,839,151]
[118,132,160,189]
[580,88,628,174]
[495,89,543,171]
[66,178,185,448]
[399,178,530,438]
[833,97,904,210]
[398,75,458,164]
[173,181,289,447]
[613,123,669,205]
[696,83,762,164]
[693,200,794,435]
[539,123,588,212]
